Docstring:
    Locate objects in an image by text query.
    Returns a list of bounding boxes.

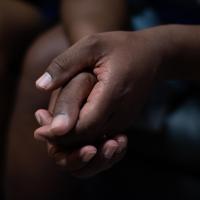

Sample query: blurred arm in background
[61,0,129,43]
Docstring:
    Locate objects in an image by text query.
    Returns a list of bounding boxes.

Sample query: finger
[72,135,127,178]
[36,35,100,90]
[34,110,53,141]
[114,134,128,154]
[34,88,60,140]
[35,72,96,139]
[74,76,117,138]
[47,143,97,171]
[34,125,51,141]
[35,109,53,126]
[105,134,128,166]
[48,88,61,114]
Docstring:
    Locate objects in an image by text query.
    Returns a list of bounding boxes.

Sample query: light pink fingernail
[104,145,118,159]
[81,150,97,163]
[35,112,42,125]
[116,137,128,153]
[36,72,52,89]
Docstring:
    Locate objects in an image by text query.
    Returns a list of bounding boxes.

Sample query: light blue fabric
[131,7,160,30]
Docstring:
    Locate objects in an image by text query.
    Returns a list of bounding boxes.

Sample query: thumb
[36,35,101,91]
[34,72,96,140]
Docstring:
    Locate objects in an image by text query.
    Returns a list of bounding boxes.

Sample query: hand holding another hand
[35,28,168,176]
[35,72,127,177]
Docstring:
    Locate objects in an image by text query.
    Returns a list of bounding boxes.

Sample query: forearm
[61,0,128,44]
[158,25,200,80]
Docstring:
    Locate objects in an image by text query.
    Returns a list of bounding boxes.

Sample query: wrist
[137,25,184,80]
[132,25,177,80]
[154,25,183,80]
[153,24,200,80]
[153,25,179,80]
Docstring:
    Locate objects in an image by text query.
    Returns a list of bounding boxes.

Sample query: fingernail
[36,72,52,89]
[35,112,42,125]
[51,114,69,134]
[81,150,97,162]
[116,137,128,153]
[104,145,118,159]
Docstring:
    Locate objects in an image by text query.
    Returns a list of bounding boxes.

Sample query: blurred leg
[4,25,74,200]
[0,1,43,198]
[0,0,43,134]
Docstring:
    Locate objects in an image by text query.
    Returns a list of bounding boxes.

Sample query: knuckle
[54,98,77,112]
[54,98,68,107]
[49,56,66,75]
[82,34,101,49]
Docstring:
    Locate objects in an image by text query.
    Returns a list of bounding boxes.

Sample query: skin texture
[35,25,200,176]
[4,0,129,197]
[34,29,162,176]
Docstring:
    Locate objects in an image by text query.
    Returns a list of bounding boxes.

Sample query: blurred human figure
[0,1,43,198]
